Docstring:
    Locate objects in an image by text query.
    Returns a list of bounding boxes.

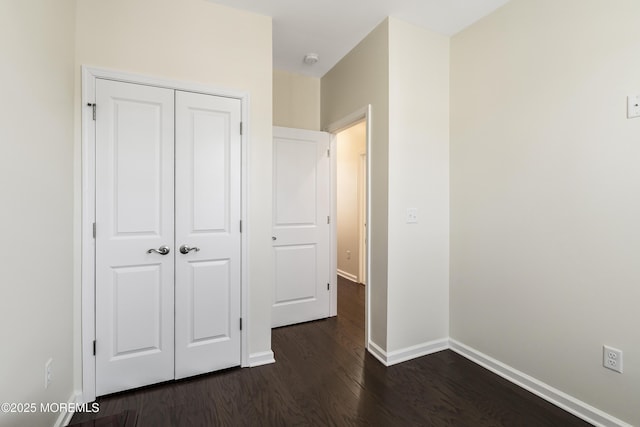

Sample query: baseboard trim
[337,269,358,283]
[387,338,449,366]
[367,338,449,367]
[54,391,80,427]
[248,350,275,367]
[367,341,389,366]
[449,339,631,427]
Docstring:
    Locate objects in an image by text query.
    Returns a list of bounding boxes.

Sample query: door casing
[80,66,250,403]
[358,152,367,285]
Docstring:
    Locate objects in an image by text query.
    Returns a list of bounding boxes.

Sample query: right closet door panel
[174,91,242,379]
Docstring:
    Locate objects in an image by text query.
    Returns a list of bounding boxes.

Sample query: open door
[272,127,331,327]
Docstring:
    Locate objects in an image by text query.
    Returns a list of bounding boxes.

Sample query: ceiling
[207,0,511,78]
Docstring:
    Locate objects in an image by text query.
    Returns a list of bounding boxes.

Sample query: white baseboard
[367,338,449,367]
[54,391,80,427]
[387,338,449,366]
[367,341,388,365]
[248,350,275,367]
[337,269,358,283]
[367,338,629,426]
[449,339,631,427]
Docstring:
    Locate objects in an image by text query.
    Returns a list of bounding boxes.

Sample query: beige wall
[322,17,450,355]
[273,69,321,130]
[0,1,76,426]
[322,19,390,349]
[337,122,367,280]
[75,0,273,378]
[450,0,640,424]
[387,18,450,352]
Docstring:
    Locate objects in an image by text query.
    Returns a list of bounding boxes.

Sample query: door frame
[325,105,372,348]
[80,66,250,403]
[358,152,367,285]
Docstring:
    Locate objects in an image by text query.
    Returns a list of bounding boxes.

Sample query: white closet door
[272,127,331,327]
[174,91,242,379]
[95,79,175,396]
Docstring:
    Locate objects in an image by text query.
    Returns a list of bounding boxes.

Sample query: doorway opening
[336,121,367,286]
[327,105,371,350]
[269,106,372,352]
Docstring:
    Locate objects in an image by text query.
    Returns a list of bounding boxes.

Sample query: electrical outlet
[45,358,53,389]
[346,250,351,260]
[603,346,623,373]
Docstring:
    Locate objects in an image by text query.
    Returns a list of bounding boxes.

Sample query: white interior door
[95,79,175,396]
[272,127,331,327]
[95,79,242,395]
[174,91,242,379]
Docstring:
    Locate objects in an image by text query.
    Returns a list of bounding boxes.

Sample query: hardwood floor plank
[71,277,592,427]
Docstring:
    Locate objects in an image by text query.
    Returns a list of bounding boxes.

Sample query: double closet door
[94,79,241,396]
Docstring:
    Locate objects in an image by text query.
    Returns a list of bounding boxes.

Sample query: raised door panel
[274,138,317,226]
[274,245,317,304]
[188,260,231,343]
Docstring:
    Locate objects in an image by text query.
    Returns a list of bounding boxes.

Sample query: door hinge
[239,220,243,233]
[92,340,96,356]
[239,318,243,331]
[327,148,330,157]
[92,222,96,239]
[240,122,243,135]
[87,103,96,121]
[327,283,330,291]
[327,216,330,225]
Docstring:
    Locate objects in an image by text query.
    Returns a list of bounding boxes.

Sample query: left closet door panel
[95,79,175,396]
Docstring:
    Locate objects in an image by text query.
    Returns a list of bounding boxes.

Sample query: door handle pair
[147,245,200,255]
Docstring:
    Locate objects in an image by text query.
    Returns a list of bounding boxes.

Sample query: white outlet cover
[628,95,640,119]
[603,345,623,373]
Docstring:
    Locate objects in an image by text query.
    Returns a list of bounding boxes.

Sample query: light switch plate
[628,95,640,119]
[406,208,418,224]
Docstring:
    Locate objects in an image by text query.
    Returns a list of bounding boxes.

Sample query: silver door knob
[147,245,170,255]
[179,245,200,254]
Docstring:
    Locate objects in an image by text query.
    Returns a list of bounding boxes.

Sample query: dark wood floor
[71,277,592,426]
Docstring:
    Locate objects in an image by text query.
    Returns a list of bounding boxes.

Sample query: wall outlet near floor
[45,358,53,388]
[603,346,623,373]
[346,250,351,260]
